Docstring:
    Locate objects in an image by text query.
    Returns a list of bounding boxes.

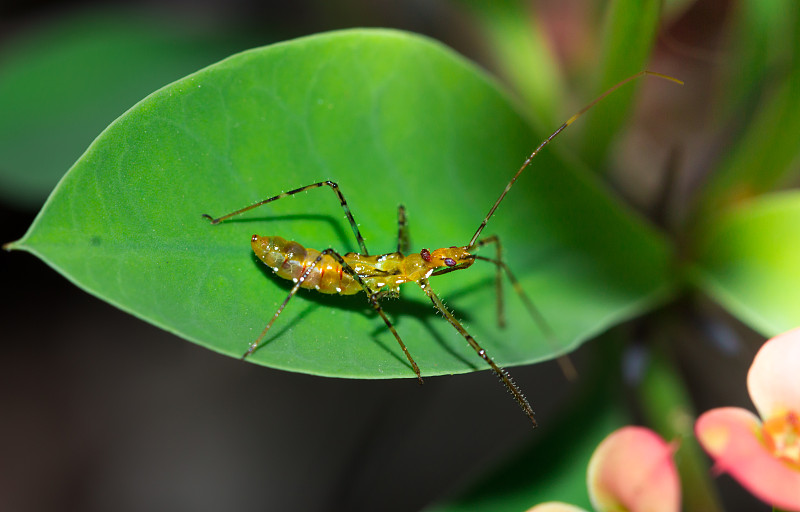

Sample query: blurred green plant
[0,10,253,209]
[5,0,800,510]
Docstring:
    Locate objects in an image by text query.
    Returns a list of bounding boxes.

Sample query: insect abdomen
[251,235,361,295]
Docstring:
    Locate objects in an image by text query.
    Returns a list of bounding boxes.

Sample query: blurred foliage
[460,0,565,129]
[4,1,800,511]
[696,0,800,215]
[693,191,800,336]
[579,0,662,168]
[0,10,256,209]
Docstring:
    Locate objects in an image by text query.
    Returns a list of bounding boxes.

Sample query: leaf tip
[2,239,22,252]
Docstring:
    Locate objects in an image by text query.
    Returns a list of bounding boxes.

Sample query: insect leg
[472,236,578,381]
[417,278,536,427]
[396,204,410,255]
[471,235,505,328]
[203,181,370,255]
[241,265,317,360]
[320,249,423,384]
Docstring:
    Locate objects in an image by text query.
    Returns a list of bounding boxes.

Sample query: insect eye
[444,258,457,267]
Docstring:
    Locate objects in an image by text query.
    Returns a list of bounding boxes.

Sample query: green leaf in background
[716,0,796,119]
[8,29,675,379]
[580,0,662,169]
[0,10,253,209]
[461,0,565,129]
[692,191,800,336]
[696,1,800,214]
[660,0,699,20]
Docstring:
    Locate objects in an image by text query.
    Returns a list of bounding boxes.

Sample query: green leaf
[715,0,796,120]
[461,0,565,128]
[697,2,800,213]
[10,29,675,379]
[692,191,800,336]
[0,10,252,209]
[579,0,662,169]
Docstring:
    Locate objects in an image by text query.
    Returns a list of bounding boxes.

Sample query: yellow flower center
[762,410,800,470]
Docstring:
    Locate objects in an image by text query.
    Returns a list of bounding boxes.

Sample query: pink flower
[528,426,680,512]
[527,504,588,512]
[695,327,800,510]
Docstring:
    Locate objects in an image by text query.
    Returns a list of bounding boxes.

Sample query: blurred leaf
[661,0,699,20]
[462,0,564,128]
[716,0,796,119]
[698,2,800,213]
[580,0,662,169]
[692,191,800,336]
[9,29,675,379]
[0,10,254,209]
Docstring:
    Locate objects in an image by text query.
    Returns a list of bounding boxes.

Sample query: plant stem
[636,343,723,512]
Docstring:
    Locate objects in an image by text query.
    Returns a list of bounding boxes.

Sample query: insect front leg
[471,235,505,328]
[472,236,577,381]
[417,278,536,427]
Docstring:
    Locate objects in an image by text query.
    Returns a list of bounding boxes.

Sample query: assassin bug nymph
[203,70,683,427]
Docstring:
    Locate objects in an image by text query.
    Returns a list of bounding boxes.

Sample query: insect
[203,70,682,427]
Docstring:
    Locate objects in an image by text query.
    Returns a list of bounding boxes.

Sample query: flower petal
[587,426,680,512]
[696,407,800,510]
[748,327,800,419]
[526,503,589,512]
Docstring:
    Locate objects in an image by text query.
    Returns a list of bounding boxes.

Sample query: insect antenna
[467,70,683,249]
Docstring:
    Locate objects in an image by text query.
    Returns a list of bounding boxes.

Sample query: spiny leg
[396,204,410,255]
[417,278,536,427]
[242,248,423,384]
[202,180,370,255]
[472,236,578,381]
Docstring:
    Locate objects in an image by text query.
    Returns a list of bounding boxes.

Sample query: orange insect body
[252,234,475,295]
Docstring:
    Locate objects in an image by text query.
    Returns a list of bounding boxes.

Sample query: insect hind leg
[203,181,370,255]
[471,235,506,328]
[242,248,423,384]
